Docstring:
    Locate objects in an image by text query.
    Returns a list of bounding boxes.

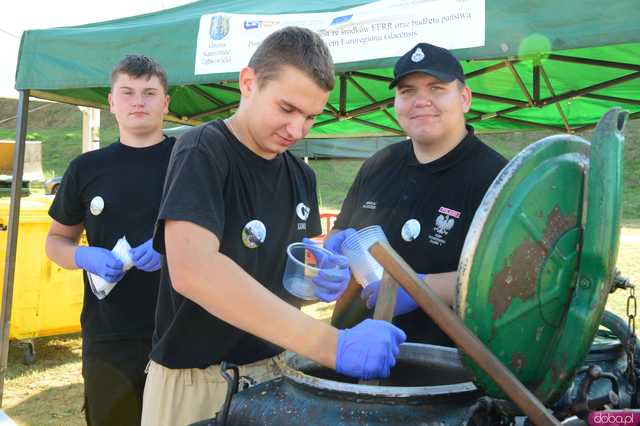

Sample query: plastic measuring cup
[341,225,389,287]
[283,242,334,300]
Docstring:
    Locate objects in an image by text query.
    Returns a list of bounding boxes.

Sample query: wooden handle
[359,271,398,386]
[368,241,559,426]
[372,271,398,322]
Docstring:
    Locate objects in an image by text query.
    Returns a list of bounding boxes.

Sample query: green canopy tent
[13,0,640,135]
[3,0,640,406]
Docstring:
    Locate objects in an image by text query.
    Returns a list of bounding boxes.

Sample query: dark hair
[248,27,335,91]
[110,55,168,93]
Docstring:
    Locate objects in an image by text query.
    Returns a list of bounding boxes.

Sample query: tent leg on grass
[0,90,30,407]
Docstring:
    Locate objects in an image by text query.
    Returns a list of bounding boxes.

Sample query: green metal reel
[456,108,628,404]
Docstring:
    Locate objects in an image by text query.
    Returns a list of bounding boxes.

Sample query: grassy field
[1,98,639,424]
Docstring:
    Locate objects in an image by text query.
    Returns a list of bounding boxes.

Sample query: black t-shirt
[150,120,322,369]
[48,137,176,344]
[334,126,507,345]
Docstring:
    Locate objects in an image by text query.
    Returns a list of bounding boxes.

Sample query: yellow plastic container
[0,194,82,341]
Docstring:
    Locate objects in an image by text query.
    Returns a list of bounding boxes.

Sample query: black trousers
[82,338,151,426]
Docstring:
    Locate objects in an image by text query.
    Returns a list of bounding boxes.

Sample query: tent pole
[0,90,30,407]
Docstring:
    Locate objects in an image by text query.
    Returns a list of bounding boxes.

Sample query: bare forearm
[177,253,337,367]
[424,271,457,306]
[166,221,338,369]
[45,235,80,270]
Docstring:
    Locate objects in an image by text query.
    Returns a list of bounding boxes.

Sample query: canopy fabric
[15,0,640,135]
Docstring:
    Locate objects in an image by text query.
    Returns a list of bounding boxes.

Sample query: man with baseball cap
[317,42,508,346]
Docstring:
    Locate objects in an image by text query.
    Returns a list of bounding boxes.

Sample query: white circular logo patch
[242,219,266,249]
[89,196,104,216]
[411,47,425,63]
[295,203,311,221]
[401,219,421,242]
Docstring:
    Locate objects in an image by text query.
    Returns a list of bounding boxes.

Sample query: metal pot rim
[280,343,478,398]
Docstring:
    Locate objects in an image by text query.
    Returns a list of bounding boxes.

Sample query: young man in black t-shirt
[46,55,175,426]
[141,27,405,426]
[323,43,508,345]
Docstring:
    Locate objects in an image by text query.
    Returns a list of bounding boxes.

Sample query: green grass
[4,334,84,425]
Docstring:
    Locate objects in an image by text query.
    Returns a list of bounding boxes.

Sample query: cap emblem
[411,47,425,63]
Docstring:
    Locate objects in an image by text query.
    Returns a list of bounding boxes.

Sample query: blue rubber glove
[75,246,125,283]
[130,238,162,272]
[336,319,406,380]
[323,228,357,255]
[361,274,426,316]
[303,238,351,302]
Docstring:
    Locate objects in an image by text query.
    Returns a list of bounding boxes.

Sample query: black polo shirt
[335,126,507,345]
[48,137,176,345]
[150,120,322,369]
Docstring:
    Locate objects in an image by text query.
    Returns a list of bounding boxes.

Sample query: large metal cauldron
[216,343,482,425]
[192,311,639,426]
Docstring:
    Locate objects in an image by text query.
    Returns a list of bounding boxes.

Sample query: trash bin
[0,194,83,350]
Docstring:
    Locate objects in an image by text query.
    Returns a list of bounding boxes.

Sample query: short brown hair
[110,55,168,93]
[248,27,335,91]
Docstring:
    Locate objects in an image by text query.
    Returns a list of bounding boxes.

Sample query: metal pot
[217,343,481,425]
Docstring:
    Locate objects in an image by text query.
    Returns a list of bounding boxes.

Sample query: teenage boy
[141,27,405,426]
[325,42,508,346]
[46,55,175,425]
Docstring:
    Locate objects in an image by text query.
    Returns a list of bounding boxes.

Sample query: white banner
[194,0,484,75]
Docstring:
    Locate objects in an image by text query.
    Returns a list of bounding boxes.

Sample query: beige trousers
[141,354,284,426]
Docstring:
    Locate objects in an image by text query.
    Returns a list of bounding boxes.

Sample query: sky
[0,0,193,99]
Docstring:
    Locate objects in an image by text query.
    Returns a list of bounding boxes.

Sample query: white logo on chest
[296,203,310,221]
[434,215,455,235]
[89,196,104,216]
[428,206,461,247]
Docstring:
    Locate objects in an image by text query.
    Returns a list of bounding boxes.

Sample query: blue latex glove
[323,228,357,255]
[336,319,406,380]
[303,238,351,302]
[361,274,427,316]
[130,238,162,272]
[75,246,125,283]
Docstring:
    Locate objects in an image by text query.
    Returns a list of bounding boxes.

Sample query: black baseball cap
[389,42,465,89]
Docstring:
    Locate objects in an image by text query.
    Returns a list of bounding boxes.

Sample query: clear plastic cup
[341,225,389,287]
[283,242,333,300]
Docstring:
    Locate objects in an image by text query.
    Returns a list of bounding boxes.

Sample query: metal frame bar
[345,97,395,118]
[472,92,529,107]
[312,117,340,128]
[350,117,403,135]
[467,105,523,122]
[204,82,241,94]
[1,90,30,406]
[464,60,512,79]
[533,64,541,106]
[349,70,392,84]
[583,93,640,106]
[347,75,400,128]
[539,71,640,106]
[547,54,640,72]
[191,85,224,107]
[493,115,566,131]
[339,73,347,116]
[324,102,340,115]
[189,102,239,120]
[506,61,534,106]
[539,65,572,132]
